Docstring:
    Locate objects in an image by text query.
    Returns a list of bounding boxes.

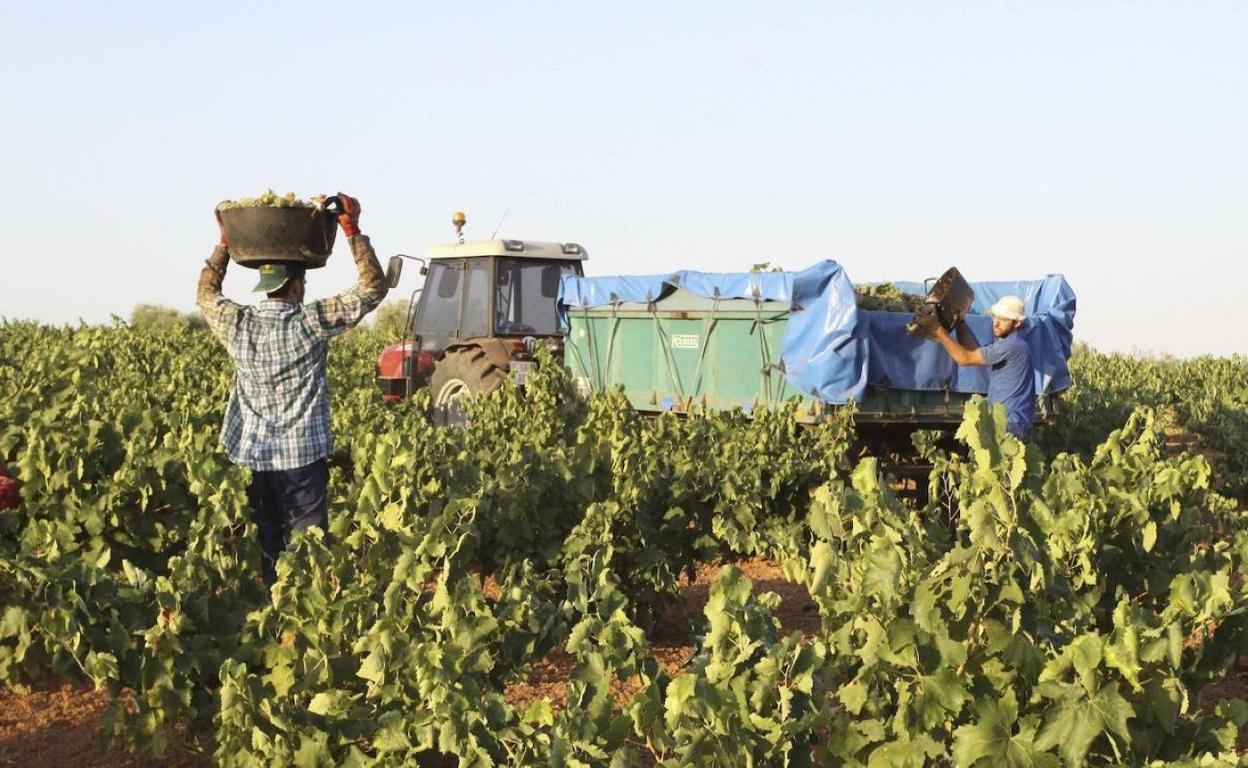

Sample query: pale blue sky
[1,1,1244,355]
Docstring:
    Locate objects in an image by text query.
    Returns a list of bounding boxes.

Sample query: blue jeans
[246,459,329,584]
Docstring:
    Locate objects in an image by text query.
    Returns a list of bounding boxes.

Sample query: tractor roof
[426,239,588,261]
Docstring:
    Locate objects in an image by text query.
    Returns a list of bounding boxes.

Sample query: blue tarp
[893,275,1077,394]
[559,264,1076,404]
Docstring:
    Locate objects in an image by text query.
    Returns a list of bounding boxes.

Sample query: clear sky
[1,1,1244,356]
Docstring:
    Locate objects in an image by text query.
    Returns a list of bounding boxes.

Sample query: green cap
[252,263,304,293]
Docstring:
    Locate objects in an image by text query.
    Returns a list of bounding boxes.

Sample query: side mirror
[386,256,404,289]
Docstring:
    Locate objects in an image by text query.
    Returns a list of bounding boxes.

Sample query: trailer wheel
[429,347,507,426]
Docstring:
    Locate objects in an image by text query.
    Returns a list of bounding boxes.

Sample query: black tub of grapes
[218,191,343,269]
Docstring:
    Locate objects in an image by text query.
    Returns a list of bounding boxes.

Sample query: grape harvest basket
[219,195,342,269]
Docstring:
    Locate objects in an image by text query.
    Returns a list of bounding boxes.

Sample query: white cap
[989,295,1026,321]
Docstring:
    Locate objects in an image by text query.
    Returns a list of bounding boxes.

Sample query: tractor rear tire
[429,347,507,426]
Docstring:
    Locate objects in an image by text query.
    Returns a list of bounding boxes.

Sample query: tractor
[376,213,586,419]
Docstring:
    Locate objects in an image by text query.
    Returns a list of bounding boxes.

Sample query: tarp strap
[688,291,720,397]
[580,306,603,391]
[753,295,778,405]
[601,296,622,390]
[650,301,685,400]
[565,325,593,385]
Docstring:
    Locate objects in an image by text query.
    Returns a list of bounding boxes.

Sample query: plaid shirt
[197,235,387,471]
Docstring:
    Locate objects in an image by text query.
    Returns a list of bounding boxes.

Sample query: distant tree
[370,300,410,340]
[130,304,207,331]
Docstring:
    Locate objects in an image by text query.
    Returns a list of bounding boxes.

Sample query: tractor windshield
[494,259,580,336]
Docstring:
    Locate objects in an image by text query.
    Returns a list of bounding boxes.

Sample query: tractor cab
[377,216,586,415]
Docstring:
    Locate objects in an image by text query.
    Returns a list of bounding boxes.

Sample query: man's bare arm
[954,320,979,352]
[934,325,985,366]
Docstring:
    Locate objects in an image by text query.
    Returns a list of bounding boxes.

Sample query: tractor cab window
[416,261,462,334]
[495,259,581,336]
[460,259,490,338]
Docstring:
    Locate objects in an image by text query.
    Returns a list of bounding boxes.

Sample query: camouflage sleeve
[307,234,389,338]
[196,245,244,345]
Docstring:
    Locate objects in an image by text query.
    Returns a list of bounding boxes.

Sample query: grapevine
[854,282,927,312]
[1,321,1246,766]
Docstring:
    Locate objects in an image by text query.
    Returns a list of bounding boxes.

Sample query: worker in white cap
[924,295,1035,440]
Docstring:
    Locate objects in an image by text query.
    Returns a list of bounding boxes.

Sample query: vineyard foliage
[1039,344,1248,500]
[1,323,1247,766]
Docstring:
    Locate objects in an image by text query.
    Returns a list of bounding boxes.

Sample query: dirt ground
[0,681,209,768]
[2,557,1245,766]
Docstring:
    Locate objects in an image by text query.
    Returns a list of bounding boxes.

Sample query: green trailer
[560,263,1075,449]
[563,288,970,434]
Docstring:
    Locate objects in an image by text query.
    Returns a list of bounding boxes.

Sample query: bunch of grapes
[0,465,20,511]
[217,189,310,210]
[854,282,926,312]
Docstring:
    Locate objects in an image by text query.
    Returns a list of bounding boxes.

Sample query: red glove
[336,193,361,237]
[215,207,228,245]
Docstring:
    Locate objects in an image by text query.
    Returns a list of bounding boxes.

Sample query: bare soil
[0,681,209,768]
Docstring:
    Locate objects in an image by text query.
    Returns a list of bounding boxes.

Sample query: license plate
[510,360,536,384]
